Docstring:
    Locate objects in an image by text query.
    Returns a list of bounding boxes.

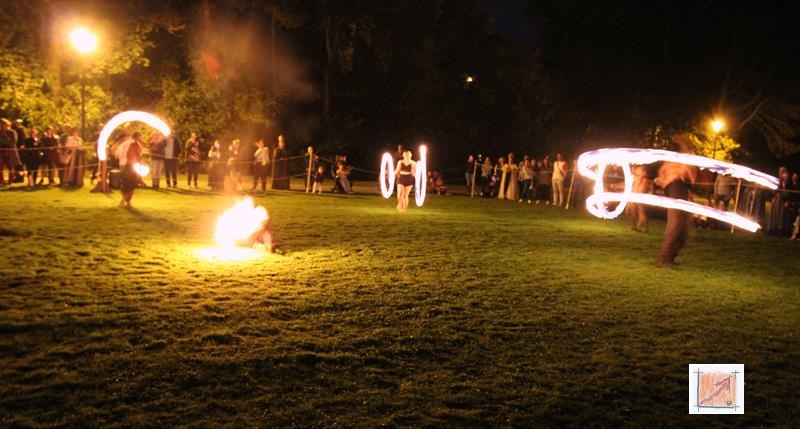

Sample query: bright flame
[98,111,171,161]
[379,152,395,199]
[577,148,779,232]
[70,27,98,54]
[214,197,269,248]
[133,163,149,177]
[415,145,427,206]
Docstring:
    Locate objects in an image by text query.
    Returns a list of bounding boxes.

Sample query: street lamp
[69,27,97,143]
[710,118,725,159]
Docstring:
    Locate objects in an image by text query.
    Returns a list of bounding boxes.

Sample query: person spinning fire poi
[394,150,416,212]
[655,135,698,268]
[116,131,143,208]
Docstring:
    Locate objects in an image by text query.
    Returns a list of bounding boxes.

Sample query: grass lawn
[1,178,798,427]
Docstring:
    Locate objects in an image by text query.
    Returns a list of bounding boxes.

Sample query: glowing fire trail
[97,111,171,161]
[415,145,428,207]
[577,148,779,232]
[379,153,395,198]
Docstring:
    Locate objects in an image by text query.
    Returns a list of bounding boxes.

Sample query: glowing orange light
[70,27,97,54]
[133,163,149,177]
[710,119,725,134]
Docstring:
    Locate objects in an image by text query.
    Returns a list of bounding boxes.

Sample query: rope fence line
[4,144,798,195]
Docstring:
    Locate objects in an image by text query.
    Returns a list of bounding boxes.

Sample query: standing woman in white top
[496,157,507,199]
[551,152,569,207]
[505,152,519,201]
[394,150,416,212]
[252,139,271,192]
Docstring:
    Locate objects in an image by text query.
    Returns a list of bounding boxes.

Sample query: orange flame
[214,197,269,248]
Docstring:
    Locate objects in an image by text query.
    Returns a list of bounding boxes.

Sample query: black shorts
[398,174,414,186]
[120,165,139,192]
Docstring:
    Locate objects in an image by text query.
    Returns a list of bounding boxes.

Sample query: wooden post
[731,178,742,233]
[90,160,109,193]
[305,146,314,193]
[565,160,577,209]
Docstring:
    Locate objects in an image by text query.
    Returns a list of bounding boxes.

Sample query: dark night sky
[477,0,535,41]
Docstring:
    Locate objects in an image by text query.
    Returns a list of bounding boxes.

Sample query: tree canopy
[0,0,797,168]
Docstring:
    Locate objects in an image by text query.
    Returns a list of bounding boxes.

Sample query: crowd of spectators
[2,116,798,239]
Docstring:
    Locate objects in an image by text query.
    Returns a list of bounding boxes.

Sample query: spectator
[536,156,552,204]
[465,154,476,195]
[627,165,653,232]
[496,156,507,200]
[185,132,201,189]
[252,139,270,192]
[713,173,736,211]
[207,140,224,191]
[505,153,519,201]
[20,129,43,187]
[162,133,180,188]
[519,157,534,203]
[0,118,20,185]
[226,139,243,193]
[480,156,493,196]
[62,128,84,187]
[787,172,799,239]
[312,165,325,193]
[552,152,569,207]
[766,166,791,235]
[148,133,165,189]
[41,126,59,186]
[335,156,353,194]
[271,134,290,190]
[433,171,448,195]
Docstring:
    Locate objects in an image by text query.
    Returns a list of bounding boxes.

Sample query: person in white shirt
[551,152,569,207]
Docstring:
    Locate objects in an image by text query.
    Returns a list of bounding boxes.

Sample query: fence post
[731,178,742,233]
[305,146,314,193]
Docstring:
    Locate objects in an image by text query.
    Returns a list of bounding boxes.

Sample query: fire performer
[116,131,143,208]
[655,135,698,267]
[394,150,416,212]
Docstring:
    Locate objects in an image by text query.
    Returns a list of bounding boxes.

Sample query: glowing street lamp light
[710,119,725,134]
[465,75,474,83]
[70,27,98,54]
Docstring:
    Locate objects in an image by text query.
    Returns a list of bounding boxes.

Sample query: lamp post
[69,27,97,143]
[710,119,725,160]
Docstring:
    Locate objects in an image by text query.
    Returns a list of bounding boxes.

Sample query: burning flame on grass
[195,197,270,261]
[214,197,269,247]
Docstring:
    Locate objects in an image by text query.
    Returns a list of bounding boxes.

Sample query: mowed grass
[1,179,798,427]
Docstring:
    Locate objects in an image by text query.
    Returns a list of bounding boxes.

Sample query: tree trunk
[323,15,332,126]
